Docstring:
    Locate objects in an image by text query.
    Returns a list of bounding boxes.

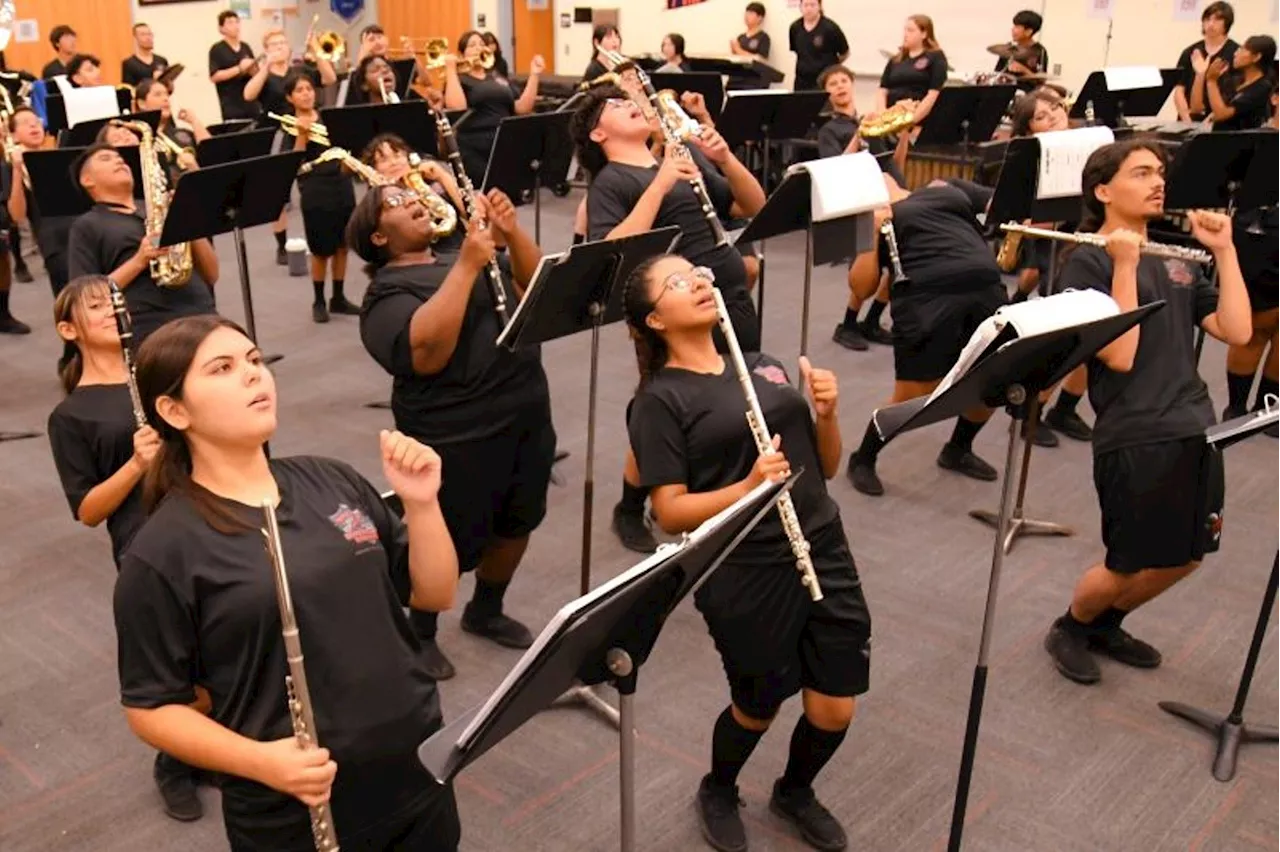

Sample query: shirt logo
[914,57,930,70]
[812,35,824,49]
[328,503,379,546]
[753,364,788,385]
[1164,258,1194,286]
[748,39,759,50]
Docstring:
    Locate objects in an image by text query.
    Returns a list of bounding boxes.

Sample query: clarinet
[881,219,909,286]
[107,280,147,429]
[712,289,823,602]
[430,109,511,327]
[260,501,341,852]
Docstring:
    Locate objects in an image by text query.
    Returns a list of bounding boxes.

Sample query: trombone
[269,112,330,147]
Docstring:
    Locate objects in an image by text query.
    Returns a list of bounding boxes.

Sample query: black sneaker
[276,245,288,266]
[770,780,847,852]
[154,753,203,822]
[461,606,534,649]
[937,444,998,481]
[329,296,361,315]
[858,320,893,346]
[0,315,31,335]
[612,502,657,553]
[831,323,868,351]
[846,453,884,496]
[418,638,456,680]
[1024,417,1059,448]
[1088,627,1162,669]
[1044,619,1100,684]
[13,263,33,284]
[1045,406,1093,441]
[312,302,329,324]
[696,775,747,852]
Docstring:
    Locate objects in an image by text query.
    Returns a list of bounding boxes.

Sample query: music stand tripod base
[553,682,622,728]
[0,430,40,443]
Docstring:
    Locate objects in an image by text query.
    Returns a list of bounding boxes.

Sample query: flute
[712,289,823,602]
[107,280,147,429]
[998,223,1214,265]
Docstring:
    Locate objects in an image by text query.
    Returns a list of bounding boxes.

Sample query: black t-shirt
[1213,76,1274,132]
[1176,39,1239,120]
[47,384,143,569]
[817,113,859,157]
[360,253,549,444]
[789,17,849,85]
[629,353,839,568]
[208,40,260,120]
[884,180,999,293]
[115,456,442,843]
[257,64,323,118]
[586,147,746,299]
[583,57,609,82]
[458,73,519,136]
[41,58,68,80]
[67,203,216,333]
[122,54,170,88]
[737,32,772,60]
[1234,204,1278,292]
[880,50,948,106]
[1061,246,1217,454]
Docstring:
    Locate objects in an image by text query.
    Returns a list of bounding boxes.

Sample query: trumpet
[859,101,916,139]
[424,45,495,76]
[578,71,620,91]
[269,112,330,147]
[314,31,344,64]
[997,223,1214,265]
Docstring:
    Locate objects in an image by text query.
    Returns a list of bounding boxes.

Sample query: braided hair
[621,254,676,390]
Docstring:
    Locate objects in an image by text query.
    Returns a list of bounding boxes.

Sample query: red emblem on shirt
[753,364,788,385]
[914,57,930,70]
[328,503,380,545]
[1164,258,1194,286]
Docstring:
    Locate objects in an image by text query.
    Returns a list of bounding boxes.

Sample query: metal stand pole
[947,387,1026,852]
[798,224,814,361]
[608,648,637,852]
[232,225,282,365]
[756,132,771,341]
[0,430,40,443]
[533,169,543,246]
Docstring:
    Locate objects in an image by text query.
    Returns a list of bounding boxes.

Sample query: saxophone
[712,288,823,602]
[299,147,456,240]
[112,119,192,288]
[995,226,1024,273]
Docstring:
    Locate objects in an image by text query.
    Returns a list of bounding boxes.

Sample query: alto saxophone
[298,148,456,240]
[712,289,823,602]
[112,119,192,288]
[261,501,341,852]
[995,227,1024,274]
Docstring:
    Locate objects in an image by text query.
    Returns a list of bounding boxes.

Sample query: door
[512,0,555,75]
[379,0,470,56]
[3,0,133,84]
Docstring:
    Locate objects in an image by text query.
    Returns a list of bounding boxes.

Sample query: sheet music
[60,83,123,128]
[801,151,889,222]
[1036,126,1115,200]
[494,250,563,350]
[1103,66,1163,91]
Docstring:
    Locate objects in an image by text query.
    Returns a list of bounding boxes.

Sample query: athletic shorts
[891,284,1006,383]
[1093,437,1225,574]
[432,402,557,572]
[695,521,873,719]
[1017,238,1053,280]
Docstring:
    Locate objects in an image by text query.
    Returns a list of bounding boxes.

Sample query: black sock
[10,228,23,264]
[1053,390,1082,416]
[619,480,648,513]
[274,230,287,249]
[854,419,886,465]
[1253,376,1278,411]
[947,416,985,452]
[1060,608,1092,636]
[572,232,585,246]
[1226,371,1253,411]
[1090,606,1128,632]
[862,299,886,327]
[312,280,325,306]
[842,307,859,330]
[409,608,438,641]
[1010,289,1030,304]
[469,576,510,619]
[0,290,9,315]
[709,706,766,789]
[779,716,848,793]
[332,279,345,302]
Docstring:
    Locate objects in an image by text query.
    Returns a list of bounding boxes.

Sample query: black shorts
[695,521,873,719]
[299,173,357,258]
[891,284,1005,383]
[433,404,556,572]
[1093,437,1225,574]
[1247,279,1279,314]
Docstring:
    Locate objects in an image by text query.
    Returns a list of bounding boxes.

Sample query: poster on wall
[666,0,707,7]
[1172,0,1201,21]
[1086,0,1116,19]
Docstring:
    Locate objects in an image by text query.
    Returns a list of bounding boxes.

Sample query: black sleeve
[829,22,849,56]
[879,60,894,89]
[207,44,224,76]
[757,33,772,60]
[816,121,849,158]
[628,390,689,490]
[114,555,199,708]
[1175,45,1195,91]
[947,179,993,216]
[121,60,137,86]
[330,459,412,605]
[689,146,733,219]
[67,216,101,279]
[1060,246,1111,296]
[1037,45,1049,74]
[1230,82,1270,123]
[1192,270,1219,326]
[928,53,948,90]
[789,21,800,53]
[586,169,641,241]
[47,408,99,519]
[360,292,423,377]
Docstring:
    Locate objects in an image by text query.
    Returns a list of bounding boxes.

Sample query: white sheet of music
[801,151,889,222]
[1035,126,1115,200]
[57,82,122,128]
[1103,66,1163,91]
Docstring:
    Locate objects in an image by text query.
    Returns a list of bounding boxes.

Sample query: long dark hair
[1010,86,1063,138]
[135,314,257,532]
[354,54,392,95]
[346,184,393,278]
[621,254,674,389]
[52,275,113,394]
[1078,138,1167,234]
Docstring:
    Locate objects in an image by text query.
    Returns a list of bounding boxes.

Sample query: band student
[349,185,553,681]
[624,254,871,852]
[582,24,623,81]
[570,84,766,553]
[440,30,544,185]
[208,11,261,121]
[67,143,219,343]
[66,54,103,89]
[658,33,694,74]
[1173,1,1237,123]
[875,15,948,128]
[845,175,1005,497]
[789,0,849,92]
[994,10,1049,90]
[123,23,170,89]
[730,3,771,62]
[114,315,462,850]
[1043,140,1251,685]
[353,55,403,105]
[5,106,74,300]
[135,79,208,182]
[1204,35,1277,132]
[46,275,204,822]
[41,24,78,80]
[362,133,467,247]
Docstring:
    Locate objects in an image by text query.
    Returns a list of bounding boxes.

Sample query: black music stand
[58,110,163,148]
[207,119,256,136]
[1158,408,1279,783]
[195,127,275,169]
[419,477,788,852]
[648,72,726,121]
[43,88,133,136]
[1069,69,1178,128]
[25,146,146,210]
[320,102,441,160]
[160,152,307,365]
[872,303,1163,852]
[482,112,575,244]
[914,85,1015,150]
[737,163,878,359]
[690,55,785,87]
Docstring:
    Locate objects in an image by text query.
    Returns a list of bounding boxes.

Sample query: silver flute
[881,219,909,285]
[261,501,341,851]
[998,222,1214,265]
[107,280,147,429]
[712,289,823,602]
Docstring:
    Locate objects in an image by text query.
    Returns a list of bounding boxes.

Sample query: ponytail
[59,349,84,395]
[621,254,672,392]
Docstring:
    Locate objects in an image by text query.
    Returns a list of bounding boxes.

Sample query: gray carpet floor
[0,192,1276,852]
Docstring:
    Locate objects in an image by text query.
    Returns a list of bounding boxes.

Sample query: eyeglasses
[654,265,715,304]
[603,97,634,111]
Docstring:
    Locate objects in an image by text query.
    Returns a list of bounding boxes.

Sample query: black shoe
[696,775,747,852]
[276,245,288,266]
[312,302,329,324]
[418,638,456,680]
[329,296,361,315]
[154,754,203,822]
[770,780,847,852]
[1044,619,1100,684]
[1087,627,1162,669]
[0,315,31,335]
[1025,417,1059,448]
[461,606,534,649]
[13,263,33,284]
[858,320,893,346]
[831,323,868,351]
[1045,406,1093,441]
[846,453,884,496]
[612,502,657,553]
[936,444,998,481]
